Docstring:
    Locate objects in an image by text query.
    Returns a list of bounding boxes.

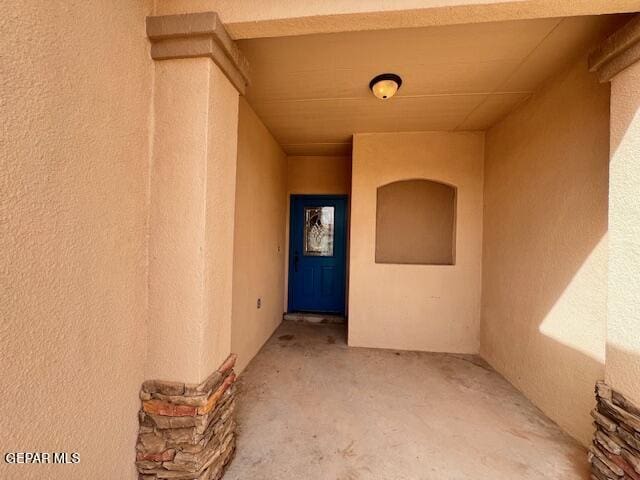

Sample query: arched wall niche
[375,178,457,265]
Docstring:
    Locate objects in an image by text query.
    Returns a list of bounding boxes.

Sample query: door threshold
[283,312,346,324]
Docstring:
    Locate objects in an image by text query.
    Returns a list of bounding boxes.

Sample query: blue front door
[288,195,347,314]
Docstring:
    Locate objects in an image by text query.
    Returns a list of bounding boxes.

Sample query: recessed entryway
[6,2,640,480]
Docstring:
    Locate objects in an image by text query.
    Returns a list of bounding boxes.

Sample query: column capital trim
[146,12,250,95]
[589,15,640,83]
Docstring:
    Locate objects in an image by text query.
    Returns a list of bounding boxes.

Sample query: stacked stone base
[136,355,238,480]
[590,381,640,480]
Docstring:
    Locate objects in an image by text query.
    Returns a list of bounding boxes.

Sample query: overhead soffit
[152,1,640,40]
[238,15,628,155]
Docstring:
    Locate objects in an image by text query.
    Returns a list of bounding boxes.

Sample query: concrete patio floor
[224,321,588,480]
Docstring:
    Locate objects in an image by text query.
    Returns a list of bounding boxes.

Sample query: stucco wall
[607,60,640,406]
[203,62,241,377]
[147,58,212,383]
[232,98,287,374]
[481,55,610,445]
[147,58,239,383]
[0,1,152,479]
[287,155,352,195]
[349,132,484,353]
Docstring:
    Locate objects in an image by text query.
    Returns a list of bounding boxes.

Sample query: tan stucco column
[590,15,640,404]
[145,13,250,383]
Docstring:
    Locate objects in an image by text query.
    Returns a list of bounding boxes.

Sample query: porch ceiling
[239,15,625,156]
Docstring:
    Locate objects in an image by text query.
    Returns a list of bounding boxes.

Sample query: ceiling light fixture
[369,73,402,100]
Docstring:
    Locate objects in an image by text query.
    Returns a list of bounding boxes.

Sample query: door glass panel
[303,206,334,256]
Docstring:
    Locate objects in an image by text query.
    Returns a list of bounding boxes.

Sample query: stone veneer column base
[136,354,238,480]
[590,381,640,480]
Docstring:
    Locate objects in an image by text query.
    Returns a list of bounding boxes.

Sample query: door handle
[294,252,300,272]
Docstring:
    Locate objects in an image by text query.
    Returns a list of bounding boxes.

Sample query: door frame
[287,194,349,314]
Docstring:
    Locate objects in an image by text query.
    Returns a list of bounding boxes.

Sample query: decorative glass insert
[303,206,335,256]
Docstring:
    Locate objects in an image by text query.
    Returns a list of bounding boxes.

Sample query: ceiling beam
[154,0,640,39]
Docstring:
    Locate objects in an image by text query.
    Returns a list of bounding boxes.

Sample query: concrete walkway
[224,322,588,480]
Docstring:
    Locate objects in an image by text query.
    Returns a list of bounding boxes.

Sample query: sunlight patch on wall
[538,235,607,363]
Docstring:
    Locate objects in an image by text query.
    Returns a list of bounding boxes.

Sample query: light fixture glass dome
[369,73,402,100]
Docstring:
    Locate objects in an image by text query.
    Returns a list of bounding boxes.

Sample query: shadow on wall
[480,54,610,446]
